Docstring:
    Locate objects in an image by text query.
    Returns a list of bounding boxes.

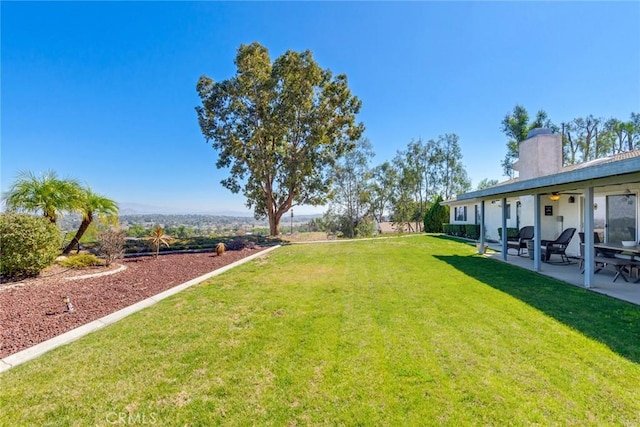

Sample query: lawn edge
[0,245,281,374]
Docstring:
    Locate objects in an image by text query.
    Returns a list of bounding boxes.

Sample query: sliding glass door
[606,194,636,243]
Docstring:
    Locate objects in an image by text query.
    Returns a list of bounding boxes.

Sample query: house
[378,221,403,234]
[443,129,640,288]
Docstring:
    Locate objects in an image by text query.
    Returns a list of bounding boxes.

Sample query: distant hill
[57,208,321,232]
[119,213,320,227]
[118,202,253,217]
[120,214,267,227]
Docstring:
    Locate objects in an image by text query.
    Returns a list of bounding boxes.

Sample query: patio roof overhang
[454,153,640,290]
[456,156,640,202]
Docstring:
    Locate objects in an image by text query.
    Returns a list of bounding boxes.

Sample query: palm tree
[62,188,119,254]
[3,170,82,223]
[149,225,171,258]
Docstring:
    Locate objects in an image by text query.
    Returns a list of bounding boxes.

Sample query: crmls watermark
[105,412,158,425]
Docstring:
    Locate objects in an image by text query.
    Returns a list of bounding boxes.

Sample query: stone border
[65,264,127,281]
[0,245,280,374]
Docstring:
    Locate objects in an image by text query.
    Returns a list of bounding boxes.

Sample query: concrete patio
[485,243,640,306]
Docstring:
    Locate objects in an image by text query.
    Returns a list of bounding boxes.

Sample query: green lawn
[2,235,640,425]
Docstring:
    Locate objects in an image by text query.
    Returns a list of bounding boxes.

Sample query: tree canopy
[476,178,499,190]
[3,170,83,223]
[327,138,374,238]
[196,42,364,235]
[562,113,640,165]
[500,105,639,176]
[500,105,554,178]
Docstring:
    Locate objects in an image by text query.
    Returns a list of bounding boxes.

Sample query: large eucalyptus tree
[196,42,364,235]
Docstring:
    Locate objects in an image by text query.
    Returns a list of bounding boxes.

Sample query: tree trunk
[269,212,281,236]
[63,215,92,254]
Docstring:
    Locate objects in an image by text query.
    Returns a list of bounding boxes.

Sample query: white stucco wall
[483,201,518,241]
[446,195,583,256]
[516,133,563,180]
[445,132,639,258]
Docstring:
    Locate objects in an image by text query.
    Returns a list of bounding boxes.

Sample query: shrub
[355,217,376,237]
[464,224,480,240]
[59,253,104,268]
[442,224,480,239]
[0,213,61,278]
[226,238,255,251]
[215,242,226,256]
[149,225,171,258]
[498,227,519,241]
[98,230,126,266]
[423,196,449,233]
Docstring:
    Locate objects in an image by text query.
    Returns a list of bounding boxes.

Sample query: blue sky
[2,2,639,215]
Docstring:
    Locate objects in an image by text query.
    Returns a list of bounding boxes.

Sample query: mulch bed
[0,248,266,358]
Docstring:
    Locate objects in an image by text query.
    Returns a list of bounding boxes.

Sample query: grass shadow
[434,253,640,364]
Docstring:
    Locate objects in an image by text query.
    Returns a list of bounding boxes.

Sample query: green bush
[498,227,519,240]
[442,223,480,239]
[355,218,376,237]
[464,224,480,239]
[59,253,104,268]
[0,213,62,278]
[423,196,449,233]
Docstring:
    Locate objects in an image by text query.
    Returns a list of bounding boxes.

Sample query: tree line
[501,105,639,177]
[322,135,470,238]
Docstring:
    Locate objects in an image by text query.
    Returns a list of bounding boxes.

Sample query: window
[455,206,467,222]
[506,203,511,220]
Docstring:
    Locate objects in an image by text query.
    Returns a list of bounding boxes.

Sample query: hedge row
[497,227,520,240]
[442,224,480,240]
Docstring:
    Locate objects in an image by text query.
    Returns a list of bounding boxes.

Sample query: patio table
[593,242,640,283]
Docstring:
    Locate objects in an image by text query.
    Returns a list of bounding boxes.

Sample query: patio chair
[578,232,607,272]
[541,228,576,264]
[506,226,534,256]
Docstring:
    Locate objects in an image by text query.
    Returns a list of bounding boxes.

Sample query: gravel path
[0,248,265,358]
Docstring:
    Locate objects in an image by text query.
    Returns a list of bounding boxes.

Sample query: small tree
[0,213,61,278]
[3,170,82,223]
[328,138,374,238]
[354,216,376,237]
[63,188,119,254]
[149,225,171,258]
[98,230,126,266]
[423,196,449,233]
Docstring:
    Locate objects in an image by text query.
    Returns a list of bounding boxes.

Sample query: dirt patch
[0,248,267,358]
